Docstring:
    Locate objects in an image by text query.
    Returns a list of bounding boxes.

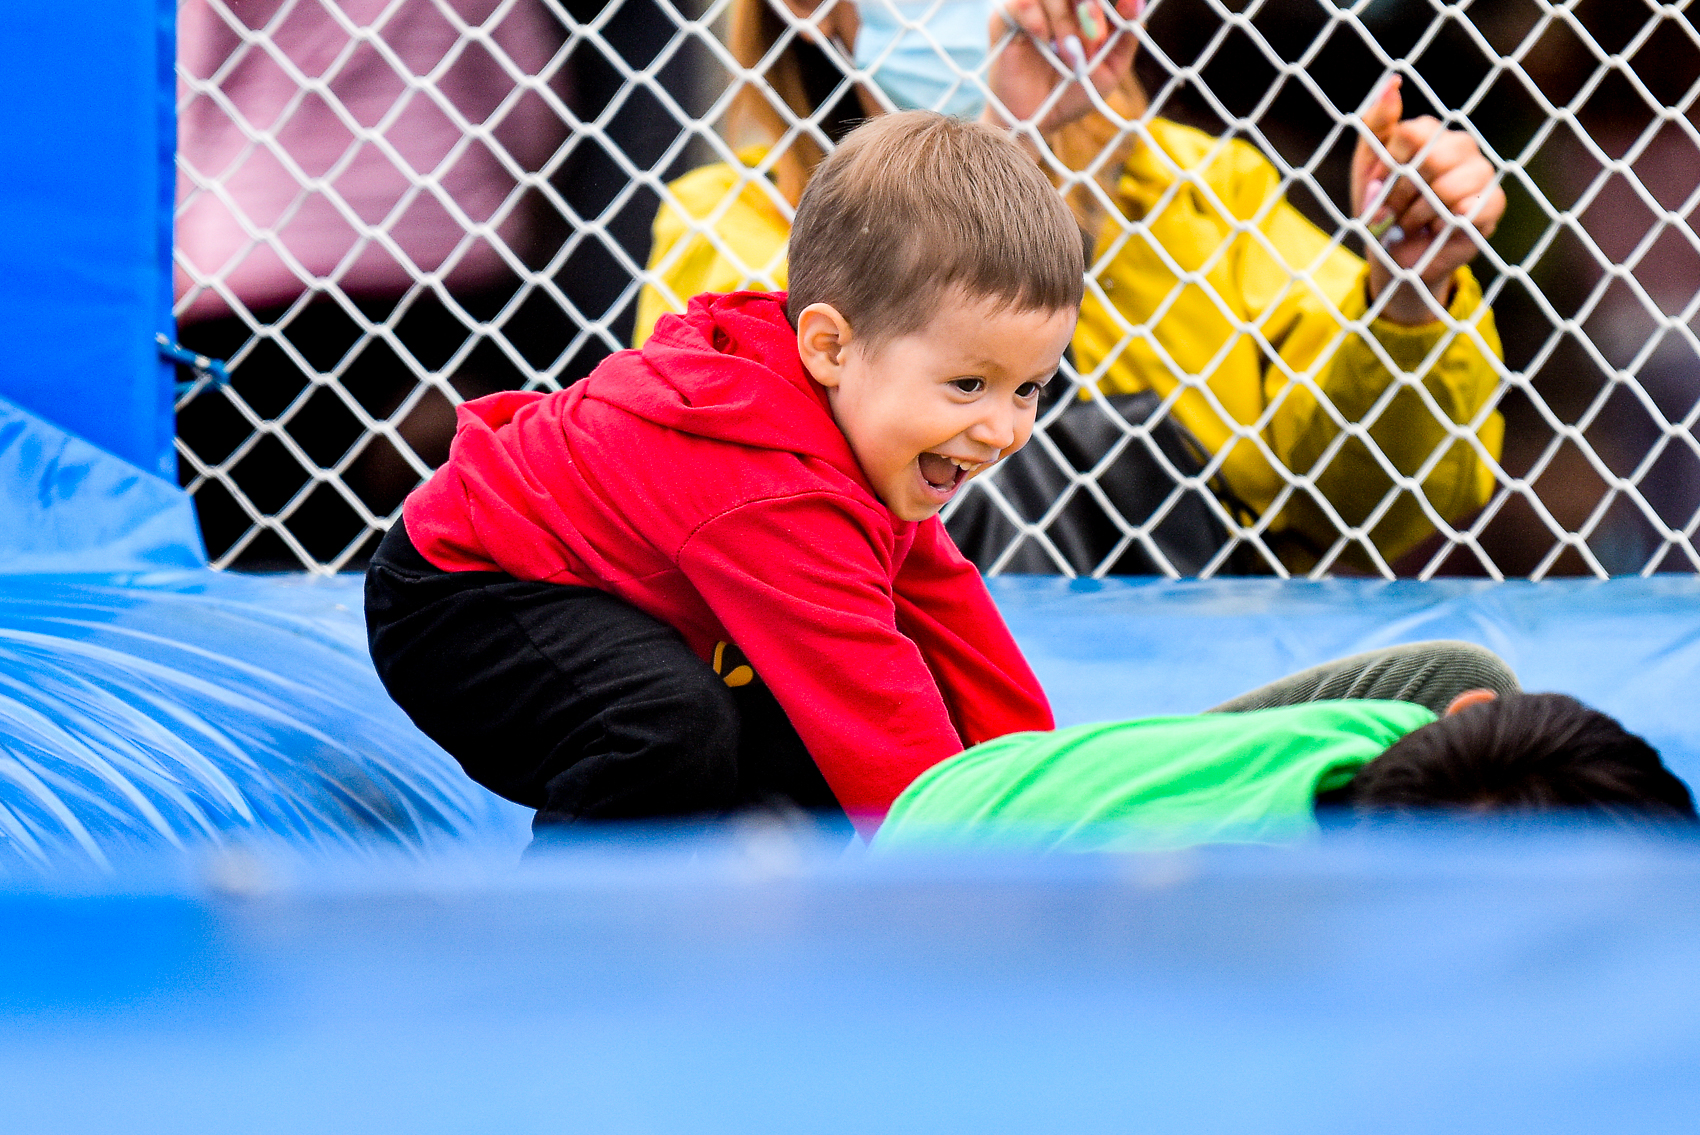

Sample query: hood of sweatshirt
[592,291,860,470]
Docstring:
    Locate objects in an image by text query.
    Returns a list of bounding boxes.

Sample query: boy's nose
[968,405,1021,454]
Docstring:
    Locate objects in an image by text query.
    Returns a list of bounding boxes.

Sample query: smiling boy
[365,112,1083,836]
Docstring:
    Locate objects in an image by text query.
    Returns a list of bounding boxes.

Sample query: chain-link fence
[173,0,1700,579]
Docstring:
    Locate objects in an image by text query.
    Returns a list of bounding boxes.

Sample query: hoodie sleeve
[675,492,985,824]
[892,518,1054,747]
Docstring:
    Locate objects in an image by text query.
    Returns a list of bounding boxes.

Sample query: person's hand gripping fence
[1353,75,1507,326]
[983,0,1142,135]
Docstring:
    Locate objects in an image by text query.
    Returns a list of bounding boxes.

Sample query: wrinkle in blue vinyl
[0,393,202,574]
[0,573,531,870]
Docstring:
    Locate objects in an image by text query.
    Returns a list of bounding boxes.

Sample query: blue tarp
[1,832,1697,1133]
[0,570,530,869]
[0,394,528,867]
[0,393,202,574]
[0,373,1692,1135]
[0,384,1696,867]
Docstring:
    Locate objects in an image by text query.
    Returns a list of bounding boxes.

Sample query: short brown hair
[785,111,1085,347]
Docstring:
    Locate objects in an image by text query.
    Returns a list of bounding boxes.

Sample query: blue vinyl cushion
[0,832,1697,1134]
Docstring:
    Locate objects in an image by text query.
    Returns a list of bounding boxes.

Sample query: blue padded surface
[0,566,1695,870]
[0,392,203,574]
[992,574,1700,790]
[0,570,530,868]
[0,833,1697,1133]
[0,389,531,866]
[0,1,176,477]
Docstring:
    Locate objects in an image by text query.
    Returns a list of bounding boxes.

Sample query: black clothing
[364,521,847,836]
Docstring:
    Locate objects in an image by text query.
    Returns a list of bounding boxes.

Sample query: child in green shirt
[876,642,1695,853]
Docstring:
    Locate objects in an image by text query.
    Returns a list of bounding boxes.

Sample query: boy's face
[800,292,1076,521]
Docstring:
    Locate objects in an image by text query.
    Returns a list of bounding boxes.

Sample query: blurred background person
[1123,0,1699,578]
[633,0,1507,576]
[176,0,567,567]
[176,0,711,569]
[177,0,1699,580]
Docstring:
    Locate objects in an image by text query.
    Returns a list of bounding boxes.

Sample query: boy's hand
[1353,75,1506,326]
[984,0,1142,135]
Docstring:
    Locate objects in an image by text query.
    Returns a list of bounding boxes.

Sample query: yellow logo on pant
[712,641,755,688]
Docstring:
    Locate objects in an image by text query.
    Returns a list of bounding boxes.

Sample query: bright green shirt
[875,700,1438,853]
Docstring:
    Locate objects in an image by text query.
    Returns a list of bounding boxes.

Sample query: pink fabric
[176,0,565,321]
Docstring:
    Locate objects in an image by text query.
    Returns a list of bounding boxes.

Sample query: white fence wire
[173,0,1700,579]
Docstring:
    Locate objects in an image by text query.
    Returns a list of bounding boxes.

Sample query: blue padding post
[0,1,176,477]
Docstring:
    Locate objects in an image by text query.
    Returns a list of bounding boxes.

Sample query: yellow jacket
[635,123,1505,570]
[633,147,791,347]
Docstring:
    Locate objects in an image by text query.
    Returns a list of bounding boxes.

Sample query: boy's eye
[1016,380,1046,399]
[950,377,985,395]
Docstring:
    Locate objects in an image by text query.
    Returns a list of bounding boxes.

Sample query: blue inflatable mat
[0,570,530,868]
[1,831,1697,1134]
[2,566,1697,868]
[997,573,1700,787]
[0,387,535,867]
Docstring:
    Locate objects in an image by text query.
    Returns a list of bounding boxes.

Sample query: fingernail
[1365,177,1384,207]
[1379,224,1406,248]
[1063,34,1087,74]
[1364,73,1398,112]
[1077,2,1101,39]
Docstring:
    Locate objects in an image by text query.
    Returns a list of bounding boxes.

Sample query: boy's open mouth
[918,452,984,493]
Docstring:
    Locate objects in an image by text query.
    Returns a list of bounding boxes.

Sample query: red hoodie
[403,291,1053,820]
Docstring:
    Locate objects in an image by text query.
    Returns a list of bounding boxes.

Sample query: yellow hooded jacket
[634,121,1505,569]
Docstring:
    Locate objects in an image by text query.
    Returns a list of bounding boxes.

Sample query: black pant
[364,522,846,836]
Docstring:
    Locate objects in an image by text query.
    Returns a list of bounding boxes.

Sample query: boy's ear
[1444,688,1499,717]
[796,302,853,388]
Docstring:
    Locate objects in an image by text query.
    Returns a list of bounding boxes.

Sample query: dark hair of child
[1317,693,1697,829]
